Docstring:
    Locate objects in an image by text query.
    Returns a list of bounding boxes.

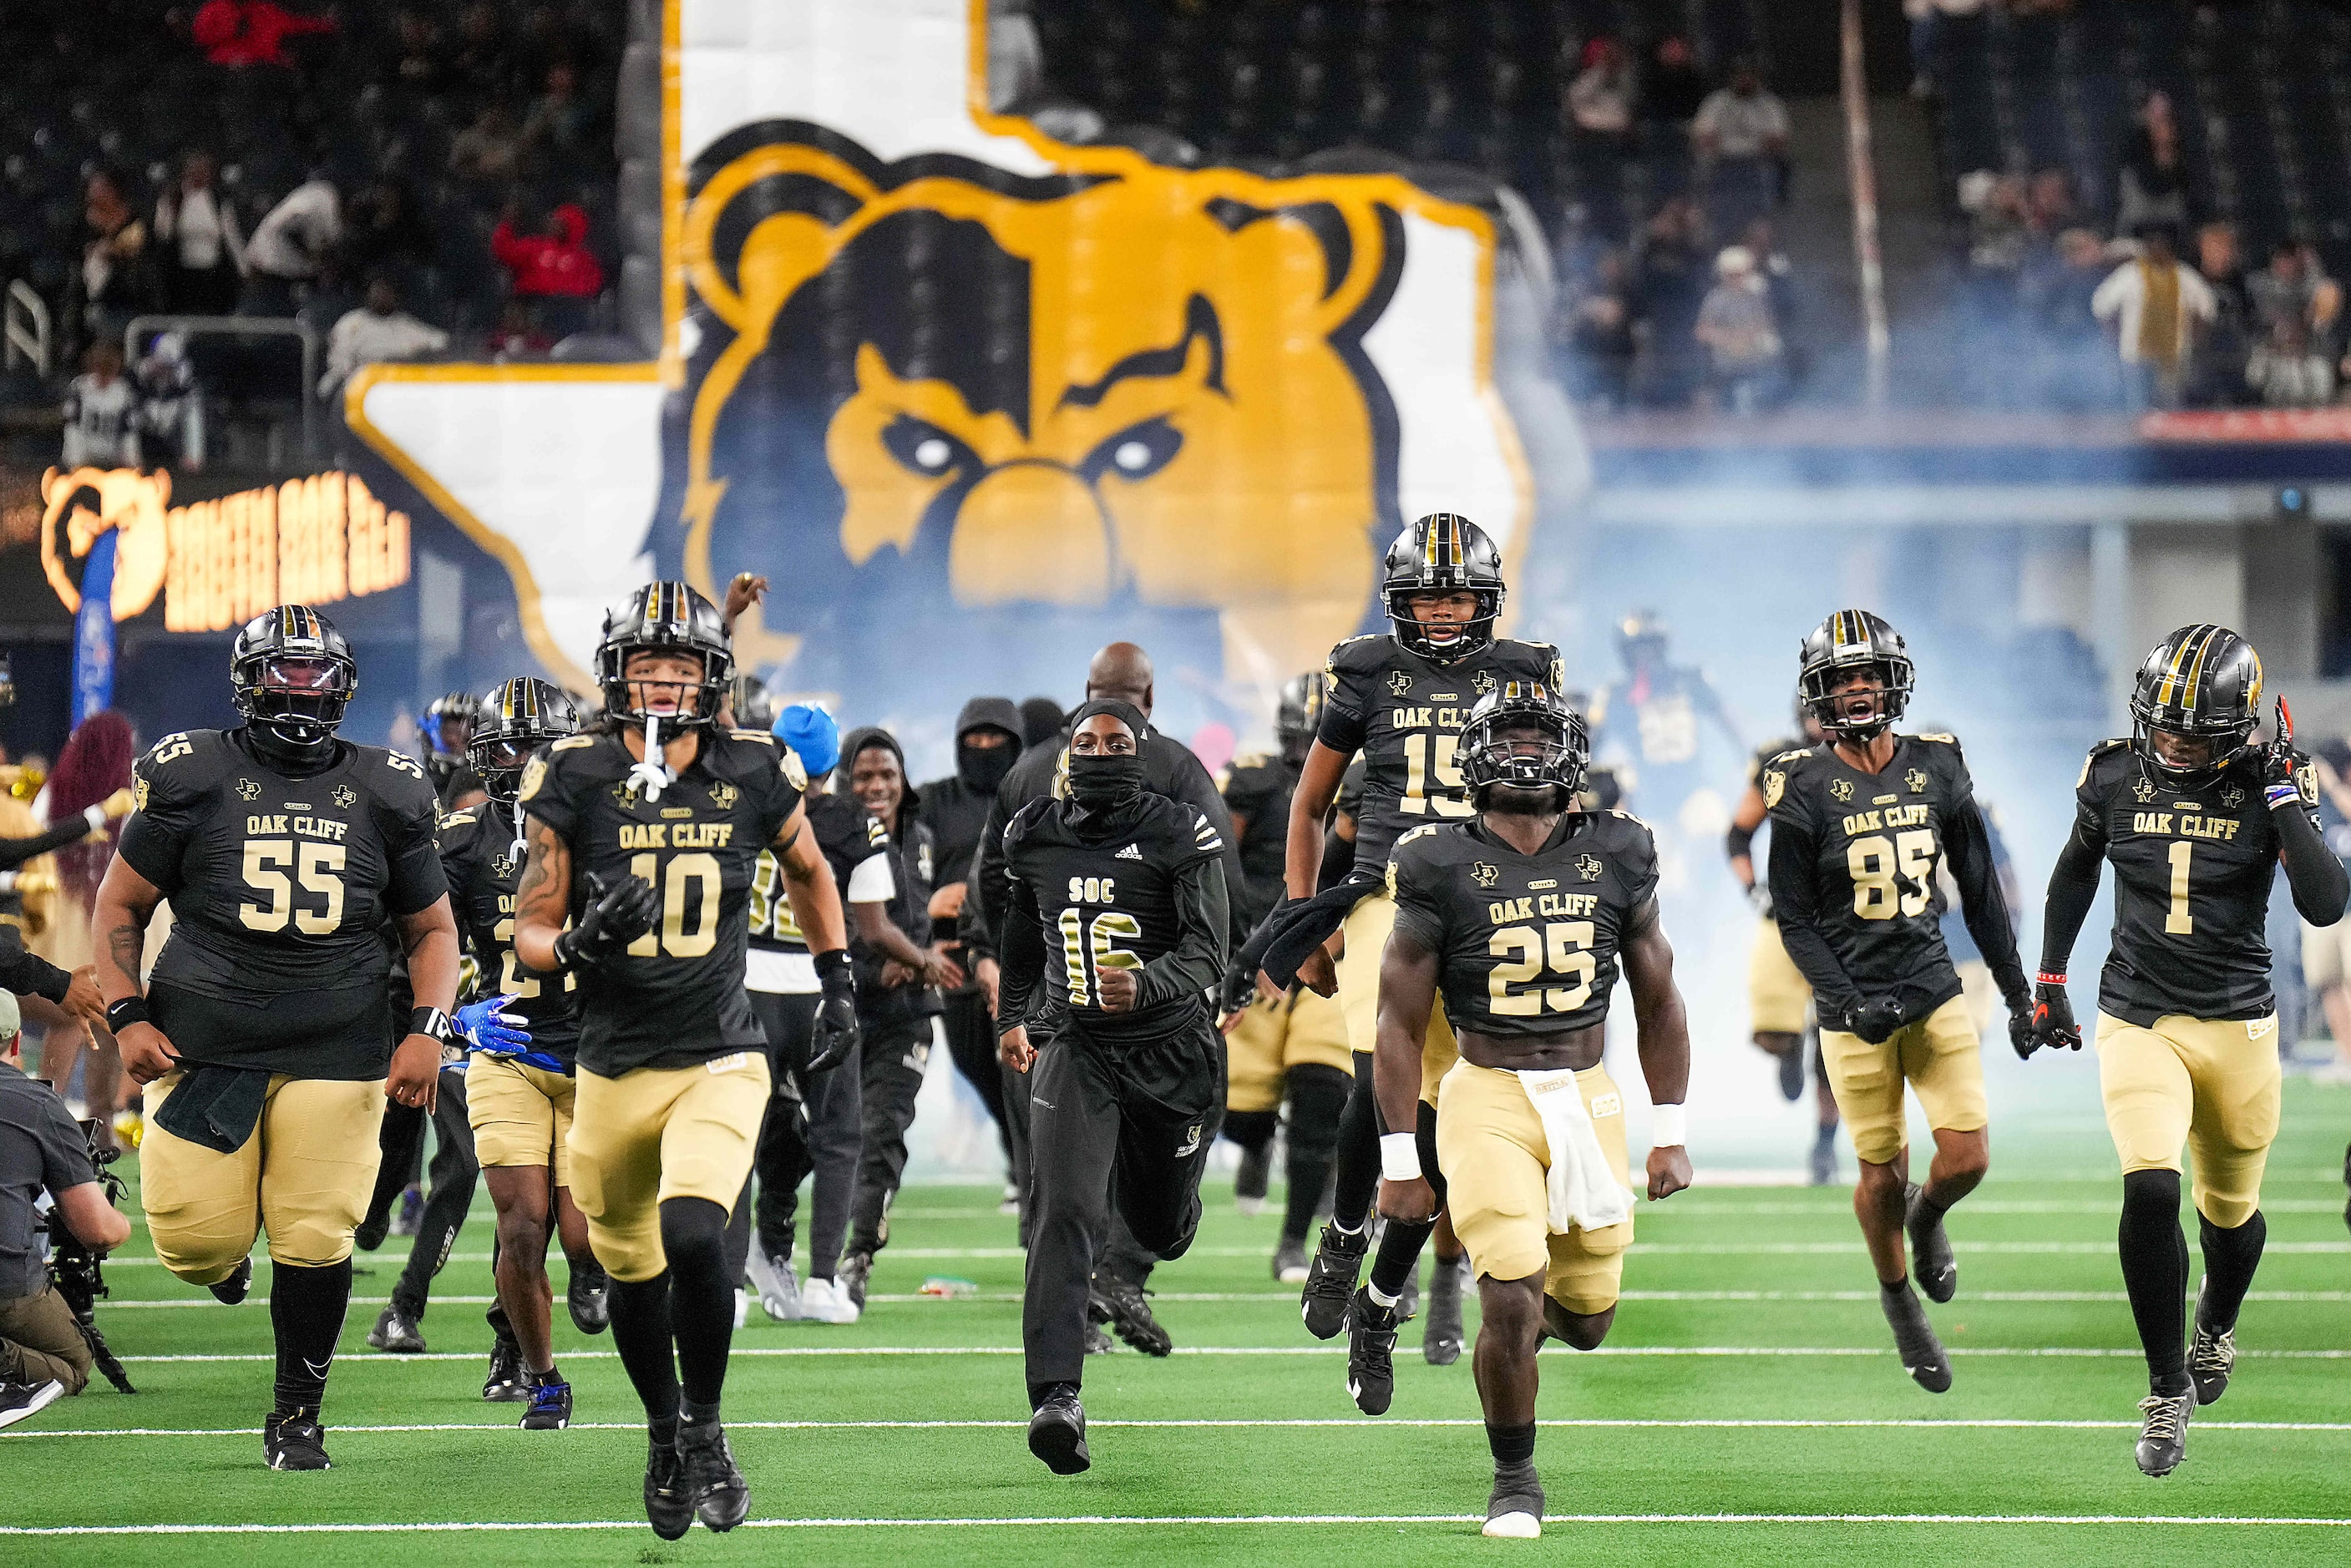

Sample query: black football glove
[1840,995,1905,1045]
[2029,975,2081,1055]
[553,871,659,970]
[808,950,861,1075]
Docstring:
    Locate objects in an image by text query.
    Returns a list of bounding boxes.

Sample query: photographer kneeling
[0,992,130,1425]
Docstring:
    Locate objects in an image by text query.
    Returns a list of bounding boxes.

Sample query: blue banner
[72,529,117,726]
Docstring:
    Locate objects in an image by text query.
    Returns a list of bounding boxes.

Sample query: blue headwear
[773,702,841,779]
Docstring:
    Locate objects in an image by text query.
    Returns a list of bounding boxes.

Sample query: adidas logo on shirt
[1115,842,1144,861]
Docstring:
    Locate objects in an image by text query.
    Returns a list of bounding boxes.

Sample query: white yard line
[109,1344,2351,1363]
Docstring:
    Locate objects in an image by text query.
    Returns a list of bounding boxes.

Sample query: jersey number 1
[2166,840,2193,934]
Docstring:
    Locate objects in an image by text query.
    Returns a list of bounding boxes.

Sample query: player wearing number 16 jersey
[2032,626,2346,1477]
[1765,610,2031,1395]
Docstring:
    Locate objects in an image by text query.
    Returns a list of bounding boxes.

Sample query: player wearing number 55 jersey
[1766,610,2031,1396]
[2033,626,2346,1477]
[514,583,855,1540]
[1284,512,1562,1349]
[998,698,1231,1477]
[91,605,463,1472]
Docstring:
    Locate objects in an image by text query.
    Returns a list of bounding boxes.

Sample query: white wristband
[1650,1103,1688,1149]
[84,804,107,832]
[1379,1131,1421,1181]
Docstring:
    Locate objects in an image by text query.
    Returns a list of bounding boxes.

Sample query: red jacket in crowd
[490,205,605,299]
[191,0,335,68]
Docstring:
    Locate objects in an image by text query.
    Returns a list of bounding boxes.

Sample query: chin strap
[504,801,527,866]
[626,711,675,803]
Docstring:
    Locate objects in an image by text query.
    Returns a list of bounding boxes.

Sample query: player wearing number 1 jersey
[1284,512,1561,1364]
[513,583,855,1539]
[2032,626,2347,1476]
[1765,610,2031,1395]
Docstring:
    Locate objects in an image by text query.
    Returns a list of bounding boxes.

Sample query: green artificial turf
[6,1084,2350,1565]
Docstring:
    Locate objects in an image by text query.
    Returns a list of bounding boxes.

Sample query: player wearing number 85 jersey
[1765,609,2031,1397]
[91,604,463,1472]
[2033,626,2347,1477]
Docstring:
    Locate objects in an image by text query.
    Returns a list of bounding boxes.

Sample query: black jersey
[747,792,883,954]
[2075,740,2307,1025]
[1750,736,1802,791]
[519,726,804,1075]
[1595,665,1729,776]
[1764,734,1982,1019]
[118,729,446,1075]
[1219,751,1295,926]
[438,800,580,1065]
[1389,810,1659,1038]
[1319,632,1564,877]
[1001,792,1229,1044]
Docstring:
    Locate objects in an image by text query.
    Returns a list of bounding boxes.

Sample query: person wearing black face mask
[997,699,1232,1475]
[915,698,1025,1208]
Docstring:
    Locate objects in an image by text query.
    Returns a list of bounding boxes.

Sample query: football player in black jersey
[2031,626,2347,1476]
[1376,681,1690,1535]
[997,699,1231,1475]
[91,605,462,1471]
[1764,610,2033,1393]
[1282,513,1563,1376]
[438,676,605,1430]
[1219,671,1352,1281]
[512,583,856,1538]
[420,690,488,809]
[1591,609,1742,833]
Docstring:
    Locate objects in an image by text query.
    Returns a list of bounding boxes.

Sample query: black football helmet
[1458,680,1588,808]
[421,690,482,788]
[727,673,777,733]
[1274,670,1329,766]
[470,677,580,803]
[2130,624,2263,790]
[1615,609,1670,670]
[597,581,732,741]
[231,604,357,767]
[1381,512,1506,664]
[1798,610,1914,741]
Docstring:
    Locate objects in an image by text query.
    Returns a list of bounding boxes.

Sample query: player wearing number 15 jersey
[2032,626,2346,1477]
[1284,512,1562,1348]
[1765,609,2030,1396]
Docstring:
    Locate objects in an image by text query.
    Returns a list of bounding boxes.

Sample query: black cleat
[643,1433,694,1540]
[1904,1183,1957,1304]
[1082,1319,1116,1355]
[2136,1390,2191,1477]
[1880,1281,1952,1393]
[2188,1280,2236,1406]
[263,1409,332,1470]
[1776,1043,1805,1101]
[1483,1459,1543,1539]
[676,1420,750,1531]
[837,1250,874,1309]
[1423,1254,1465,1366]
[1089,1274,1172,1356]
[209,1256,253,1305]
[482,1339,528,1403]
[519,1377,571,1430]
[1345,1286,1401,1414]
[1300,1222,1369,1340]
[366,1305,426,1353]
[568,1262,610,1335]
[1027,1385,1091,1474]
[1234,1141,1271,1215]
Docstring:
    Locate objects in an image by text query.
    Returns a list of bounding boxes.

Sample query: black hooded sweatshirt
[839,726,941,1029]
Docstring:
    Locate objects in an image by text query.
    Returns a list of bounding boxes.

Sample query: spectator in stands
[2186,223,2254,408]
[2090,227,2216,411]
[1559,250,1635,411]
[522,63,596,159]
[152,153,245,316]
[491,200,604,338]
[450,3,517,105]
[73,171,154,352]
[1693,58,1790,231]
[62,343,141,470]
[1695,245,1786,416]
[1741,217,1806,390]
[135,332,205,472]
[1634,196,1709,407]
[319,275,449,399]
[2246,241,2342,352]
[241,175,340,316]
[1568,39,1634,144]
[1639,35,1709,131]
[190,0,334,69]
[2029,226,2121,411]
[386,8,448,99]
[2245,317,2334,408]
[450,104,524,185]
[2114,92,2191,237]
[337,181,437,286]
[1905,0,1987,98]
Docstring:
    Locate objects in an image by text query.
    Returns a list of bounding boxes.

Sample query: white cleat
[1482,1512,1541,1540]
[798,1276,861,1324]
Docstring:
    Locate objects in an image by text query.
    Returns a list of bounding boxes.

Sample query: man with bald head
[965,643,1244,1354]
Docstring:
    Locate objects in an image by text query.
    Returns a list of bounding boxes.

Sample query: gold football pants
[1747,918,1811,1035]
[467,1055,578,1186]
[1225,984,1353,1115]
[2095,1011,2280,1230]
[1816,995,1986,1166]
[1435,1060,1634,1314]
[1338,888,1457,1103]
[566,1051,770,1282]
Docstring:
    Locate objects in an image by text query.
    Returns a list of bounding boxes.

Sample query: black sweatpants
[941,988,1017,1174]
[730,989,864,1282]
[848,1019,932,1257]
[1022,1015,1224,1393]
[392,1070,482,1322]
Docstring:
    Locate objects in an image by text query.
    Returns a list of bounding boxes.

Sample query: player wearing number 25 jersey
[2033,625,2347,1478]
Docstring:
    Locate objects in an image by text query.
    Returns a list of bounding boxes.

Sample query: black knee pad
[2122,1167,2181,1219]
[1284,1064,1350,1161]
[1222,1108,1278,1153]
[659,1196,731,1275]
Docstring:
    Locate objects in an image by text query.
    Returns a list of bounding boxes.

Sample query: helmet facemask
[1459,695,1589,814]
[1386,585,1502,665]
[1802,660,1911,741]
[236,653,353,765]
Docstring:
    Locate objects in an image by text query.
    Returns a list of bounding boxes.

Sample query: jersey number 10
[625,852,722,958]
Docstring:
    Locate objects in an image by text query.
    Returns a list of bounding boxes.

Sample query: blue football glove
[454,994,532,1055]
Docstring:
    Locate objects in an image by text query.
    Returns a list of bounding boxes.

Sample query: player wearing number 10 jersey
[2032,625,2347,1477]
[1765,609,2031,1396]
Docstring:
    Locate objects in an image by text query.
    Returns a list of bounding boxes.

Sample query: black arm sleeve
[2272,802,2351,928]
[0,817,92,873]
[1766,816,1861,1018]
[1132,857,1231,1010]
[960,794,1012,966]
[994,871,1046,1034]
[0,940,73,1004]
[2039,821,2107,975]
[1315,822,1356,892]
[1944,800,2031,1009]
[1724,820,1756,865]
[1171,760,1249,944]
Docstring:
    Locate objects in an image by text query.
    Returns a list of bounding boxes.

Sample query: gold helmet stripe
[2177,625,2225,714]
